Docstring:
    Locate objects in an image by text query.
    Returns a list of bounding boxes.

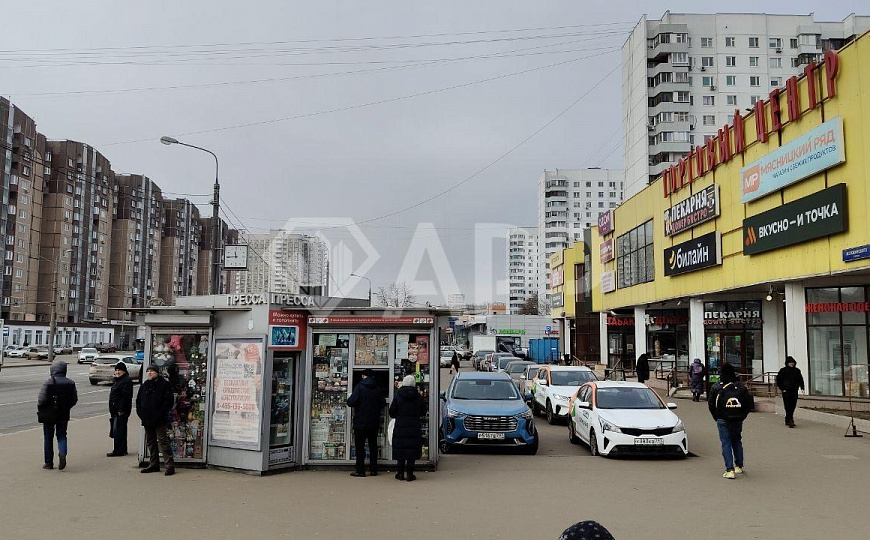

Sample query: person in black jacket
[107,362,134,457]
[450,352,460,374]
[636,353,650,384]
[347,369,385,477]
[776,356,805,428]
[389,375,425,481]
[707,362,754,479]
[37,361,78,470]
[136,365,176,476]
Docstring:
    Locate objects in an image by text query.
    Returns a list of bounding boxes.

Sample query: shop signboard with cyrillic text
[600,238,614,263]
[664,184,720,236]
[741,116,845,203]
[664,231,722,276]
[598,210,613,236]
[601,271,615,293]
[743,184,847,255]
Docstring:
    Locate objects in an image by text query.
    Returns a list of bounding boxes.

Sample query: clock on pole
[224,244,249,269]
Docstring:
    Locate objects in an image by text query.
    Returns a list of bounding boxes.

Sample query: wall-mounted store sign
[664,231,722,276]
[307,316,435,325]
[805,302,870,313]
[645,314,688,326]
[606,316,634,327]
[843,244,870,263]
[664,184,720,236]
[550,267,564,288]
[498,329,527,335]
[601,271,615,293]
[225,293,316,307]
[741,116,845,203]
[268,310,308,351]
[600,238,614,263]
[550,292,564,309]
[598,210,614,236]
[704,309,762,325]
[743,184,847,255]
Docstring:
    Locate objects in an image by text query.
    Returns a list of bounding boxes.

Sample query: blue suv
[440,372,538,454]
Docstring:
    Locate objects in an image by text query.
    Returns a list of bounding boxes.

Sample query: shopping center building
[592,32,870,403]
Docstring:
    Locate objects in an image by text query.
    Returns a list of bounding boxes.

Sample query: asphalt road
[0,357,117,434]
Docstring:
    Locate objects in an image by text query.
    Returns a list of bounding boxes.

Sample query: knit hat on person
[720,362,737,383]
[146,364,159,373]
[401,375,416,387]
[558,521,615,540]
[114,362,128,373]
[785,356,797,366]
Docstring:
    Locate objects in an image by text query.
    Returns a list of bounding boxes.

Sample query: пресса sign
[743,183,847,255]
[664,185,720,236]
[664,231,722,276]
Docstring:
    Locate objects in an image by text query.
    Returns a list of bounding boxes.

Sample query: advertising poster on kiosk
[211,339,265,449]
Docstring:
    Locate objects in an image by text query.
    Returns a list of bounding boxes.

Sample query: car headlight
[599,419,622,433]
[446,408,466,418]
[673,420,685,433]
[517,409,533,420]
[553,394,570,401]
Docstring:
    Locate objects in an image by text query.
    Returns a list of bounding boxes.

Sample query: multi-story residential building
[623,11,870,198]
[230,230,328,295]
[537,169,623,304]
[109,174,164,317]
[158,199,201,304]
[39,141,114,323]
[506,227,540,314]
[196,217,238,295]
[1,98,45,322]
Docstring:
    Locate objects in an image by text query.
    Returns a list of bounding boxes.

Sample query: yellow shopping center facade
[591,30,870,400]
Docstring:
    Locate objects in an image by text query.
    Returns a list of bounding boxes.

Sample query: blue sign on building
[843,244,870,263]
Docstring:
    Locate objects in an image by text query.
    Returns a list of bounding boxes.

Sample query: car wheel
[523,433,539,455]
[546,400,556,425]
[589,430,600,457]
[532,399,541,416]
[89,379,98,386]
[439,439,455,454]
[568,419,580,444]
[77,360,82,364]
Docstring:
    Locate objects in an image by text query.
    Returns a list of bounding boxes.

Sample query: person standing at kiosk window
[107,362,133,456]
[389,375,424,481]
[347,368,385,477]
[137,365,176,476]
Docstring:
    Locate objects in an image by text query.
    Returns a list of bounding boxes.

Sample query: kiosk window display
[309,334,350,460]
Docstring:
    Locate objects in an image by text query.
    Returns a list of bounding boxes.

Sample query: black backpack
[716,383,748,421]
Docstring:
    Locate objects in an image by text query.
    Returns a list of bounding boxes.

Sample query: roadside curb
[1,361,52,368]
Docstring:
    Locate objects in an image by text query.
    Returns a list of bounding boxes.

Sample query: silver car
[78,347,99,364]
[504,360,535,388]
[88,354,142,385]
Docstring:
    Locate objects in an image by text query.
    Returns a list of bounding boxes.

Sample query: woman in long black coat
[389,375,425,481]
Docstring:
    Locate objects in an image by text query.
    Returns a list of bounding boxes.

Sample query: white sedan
[5,346,28,358]
[88,354,143,385]
[567,381,688,458]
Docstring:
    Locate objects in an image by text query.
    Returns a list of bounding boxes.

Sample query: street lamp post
[47,249,74,363]
[351,273,372,306]
[160,136,222,295]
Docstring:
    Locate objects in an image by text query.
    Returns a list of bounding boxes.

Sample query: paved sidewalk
[1,395,867,539]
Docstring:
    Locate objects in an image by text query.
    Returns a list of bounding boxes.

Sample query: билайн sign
[664,231,722,276]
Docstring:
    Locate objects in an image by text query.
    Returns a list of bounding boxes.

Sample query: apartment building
[506,227,540,314]
[109,174,164,317]
[537,169,623,304]
[39,141,114,323]
[158,199,201,304]
[230,230,328,295]
[623,11,870,198]
[0,99,45,322]
[196,217,238,295]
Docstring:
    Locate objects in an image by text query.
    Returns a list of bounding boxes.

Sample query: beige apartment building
[158,199,201,305]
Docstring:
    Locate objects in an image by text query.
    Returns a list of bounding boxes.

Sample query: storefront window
[617,220,654,288]
[646,310,689,368]
[309,334,350,460]
[703,301,763,375]
[270,355,295,450]
[808,326,843,396]
[841,287,867,325]
[395,334,431,460]
[151,332,209,460]
[354,334,389,365]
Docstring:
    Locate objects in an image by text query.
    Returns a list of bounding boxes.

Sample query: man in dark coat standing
[136,365,176,476]
[37,361,78,470]
[636,353,650,384]
[107,361,134,456]
[776,356,805,428]
[389,375,425,481]
[347,368,384,477]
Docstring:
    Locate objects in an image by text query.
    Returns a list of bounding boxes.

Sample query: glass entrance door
[706,332,748,377]
[269,352,296,467]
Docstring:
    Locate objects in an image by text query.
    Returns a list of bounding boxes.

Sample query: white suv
[530,365,597,424]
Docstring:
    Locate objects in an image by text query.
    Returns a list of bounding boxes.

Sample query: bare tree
[375,282,416,308]
[520,293,539,315]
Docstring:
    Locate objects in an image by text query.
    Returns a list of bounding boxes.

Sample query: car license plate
[478,432,505,440]
[634,438,664,446]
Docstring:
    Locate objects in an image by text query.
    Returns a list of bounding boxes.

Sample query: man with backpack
[707,362,753,479]
[776,356,805,428]
[37,361,78,470]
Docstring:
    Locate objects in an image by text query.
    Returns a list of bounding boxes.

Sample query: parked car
[517,363,540,398]
[78,347,99,364]
[4,345,26,357]
[439,372,537,455]
[439,349,455,368]
[512,346,529,359]
[95,343,118,353]
[492,353,519,373]
[53,345,74,355]
[530,365,598,424]
[567,381,688,458]
[455,346,472,359]
[472,350,494,371]
[504,360,535,386]
[89,354,143,385]
[26,346,50,360]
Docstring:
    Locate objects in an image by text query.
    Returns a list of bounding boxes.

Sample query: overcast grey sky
[3,0,864,304]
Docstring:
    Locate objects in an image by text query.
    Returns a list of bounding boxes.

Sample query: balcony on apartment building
[646,26,689,61]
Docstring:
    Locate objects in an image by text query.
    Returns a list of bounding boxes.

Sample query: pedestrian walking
[450,351,460,375]
[689,358,707,402]
[776,355,805,428]
[107,361,134,456]
[636,353,650,384]
[707,362,753,479]
[558,520,615,540]
[37,361,78,470]
[389,375,425,482]
[136,365,176,476]
[347,368,385,477]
